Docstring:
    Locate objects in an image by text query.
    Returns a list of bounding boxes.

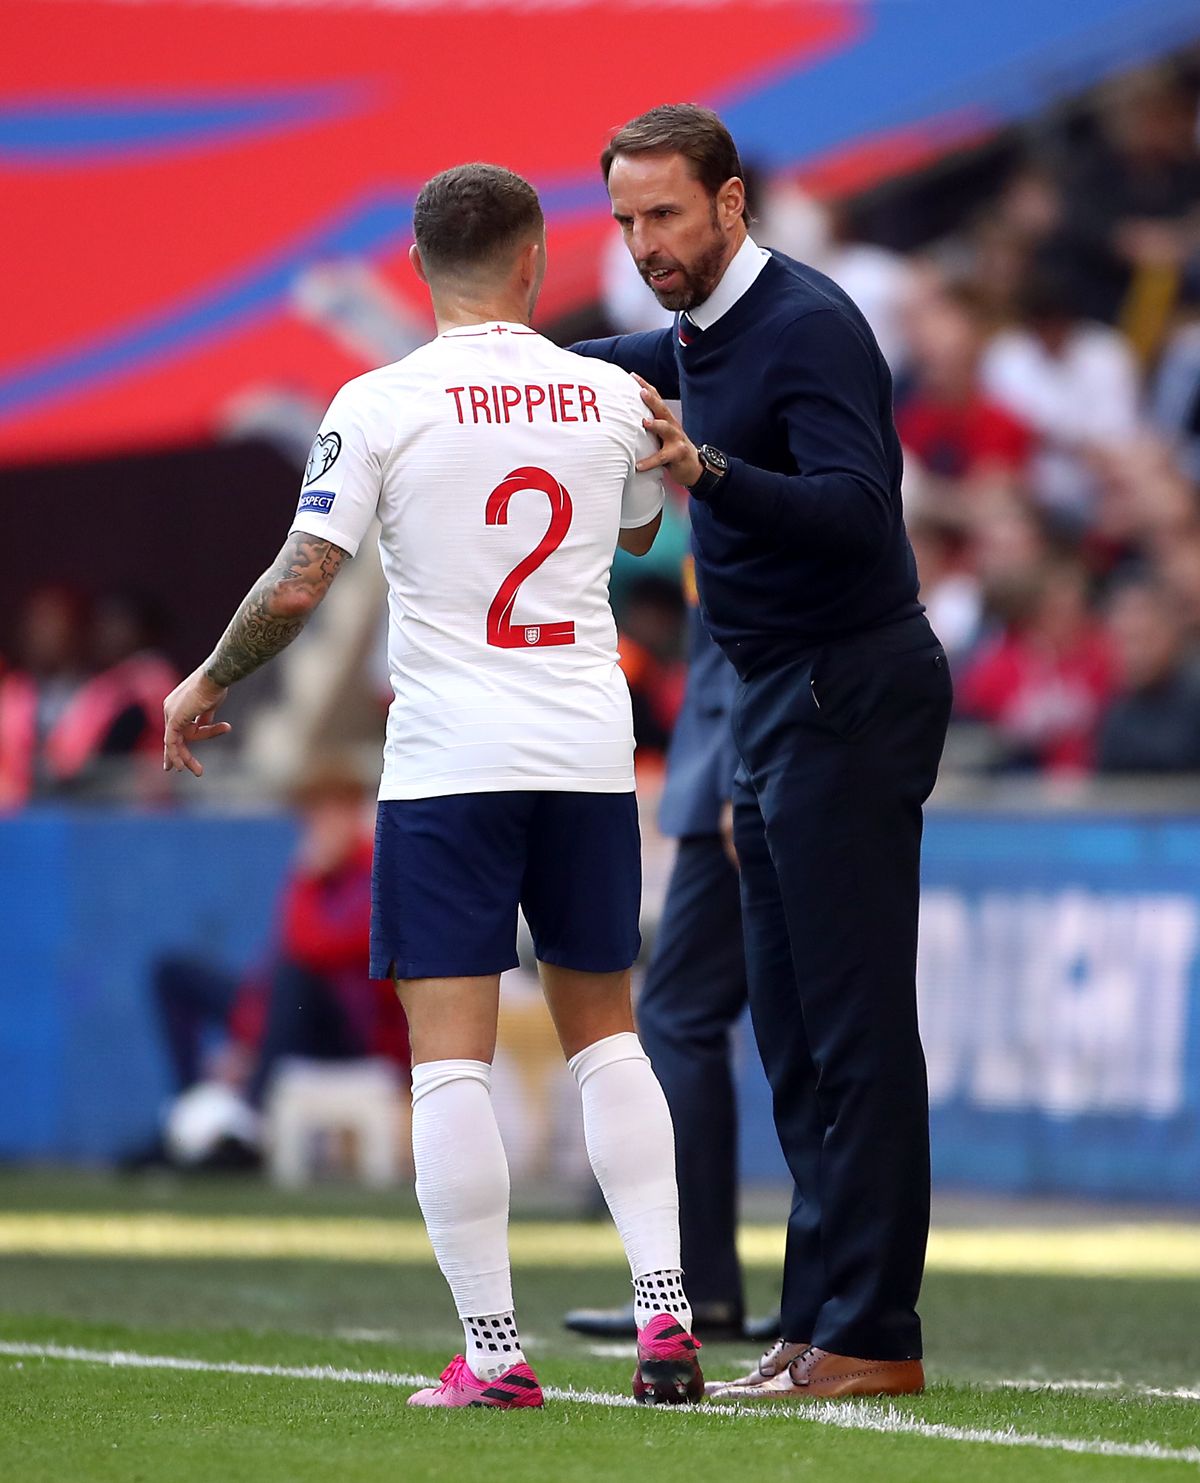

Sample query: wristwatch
[688,444,729,501]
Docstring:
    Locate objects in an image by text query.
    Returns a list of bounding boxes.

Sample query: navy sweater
[574,252,921,677]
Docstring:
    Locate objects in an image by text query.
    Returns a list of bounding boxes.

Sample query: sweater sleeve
[570,328,680,399]
[693,309,894,554]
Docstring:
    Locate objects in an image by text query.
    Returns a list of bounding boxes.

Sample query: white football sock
[409,1059,526,1380]
[568,1032,691,1333]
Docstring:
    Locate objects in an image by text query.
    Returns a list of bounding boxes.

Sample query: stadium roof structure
[4,0,1198,464]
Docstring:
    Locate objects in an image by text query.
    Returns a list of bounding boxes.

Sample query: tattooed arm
[163,532,349,777]
[205,532,347,686]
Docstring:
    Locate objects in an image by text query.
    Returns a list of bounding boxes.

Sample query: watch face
[701,445,728,474]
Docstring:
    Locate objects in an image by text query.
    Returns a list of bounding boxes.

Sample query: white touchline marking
[2,1342,1198,1465]
[996,1378,1200,1402]
[333,1328,403,1344]
[713,1400,1200,1463]
[586,1343,638,1359]
[0,1342,430,1390]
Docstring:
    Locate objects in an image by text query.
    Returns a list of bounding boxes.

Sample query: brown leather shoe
[709,1345,924,1401]
[702,1339,810,1396]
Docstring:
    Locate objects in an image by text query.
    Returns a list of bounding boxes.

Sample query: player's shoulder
[323,339,443,431]
[337,338,442,399]
[555,343,644,411]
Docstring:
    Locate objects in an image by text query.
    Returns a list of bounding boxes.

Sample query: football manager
[573,103,953,1400]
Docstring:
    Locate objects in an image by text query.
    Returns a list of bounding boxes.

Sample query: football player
[163,163,703,1410]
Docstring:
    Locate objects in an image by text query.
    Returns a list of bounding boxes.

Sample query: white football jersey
[290,322,664,799]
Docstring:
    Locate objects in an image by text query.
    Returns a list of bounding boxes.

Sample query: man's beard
[639,231,729,312]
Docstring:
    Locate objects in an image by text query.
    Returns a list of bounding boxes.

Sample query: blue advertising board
[1,808,1198,1202]
[0,810,295,1161]
[737,813,1200,1203]
[918,816,1200,1202]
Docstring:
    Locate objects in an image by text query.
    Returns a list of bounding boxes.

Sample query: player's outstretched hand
[634,374,702,489]
[163,669,232,777]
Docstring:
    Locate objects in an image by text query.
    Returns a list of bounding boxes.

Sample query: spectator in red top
[150,757,407,1137]
[896,282,1033,484]
[46,590,180,799]
[0,587,178,806]
[956,560,1117,774]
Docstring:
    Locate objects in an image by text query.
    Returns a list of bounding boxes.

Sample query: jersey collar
[440,320,539,339]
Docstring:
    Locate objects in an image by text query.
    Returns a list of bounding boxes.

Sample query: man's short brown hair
[412,163,544,276]
[601,103,747,201]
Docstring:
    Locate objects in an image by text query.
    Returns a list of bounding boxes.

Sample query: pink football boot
[632,1313,705,1405]
[408,1354,544,1409]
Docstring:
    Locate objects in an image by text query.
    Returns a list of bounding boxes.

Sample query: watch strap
[689,454,727,503]
[688,466,721,501]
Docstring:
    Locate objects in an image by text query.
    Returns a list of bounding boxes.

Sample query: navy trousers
[731,614,952,1360]
[637,835,747,1313]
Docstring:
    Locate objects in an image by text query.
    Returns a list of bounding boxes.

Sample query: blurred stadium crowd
[4,59,1200,806]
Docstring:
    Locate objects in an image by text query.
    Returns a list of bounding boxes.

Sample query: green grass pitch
[0,1171,1197,1481]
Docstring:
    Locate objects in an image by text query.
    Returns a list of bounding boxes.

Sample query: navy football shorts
[370,791,642,980]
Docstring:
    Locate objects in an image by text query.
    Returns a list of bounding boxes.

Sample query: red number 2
[485,465,576,649]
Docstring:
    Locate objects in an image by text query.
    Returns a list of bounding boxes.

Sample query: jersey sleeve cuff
[288,520,362,559]
[619,499,664,530]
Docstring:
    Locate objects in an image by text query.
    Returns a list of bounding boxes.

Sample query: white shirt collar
[688,235,771,331]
